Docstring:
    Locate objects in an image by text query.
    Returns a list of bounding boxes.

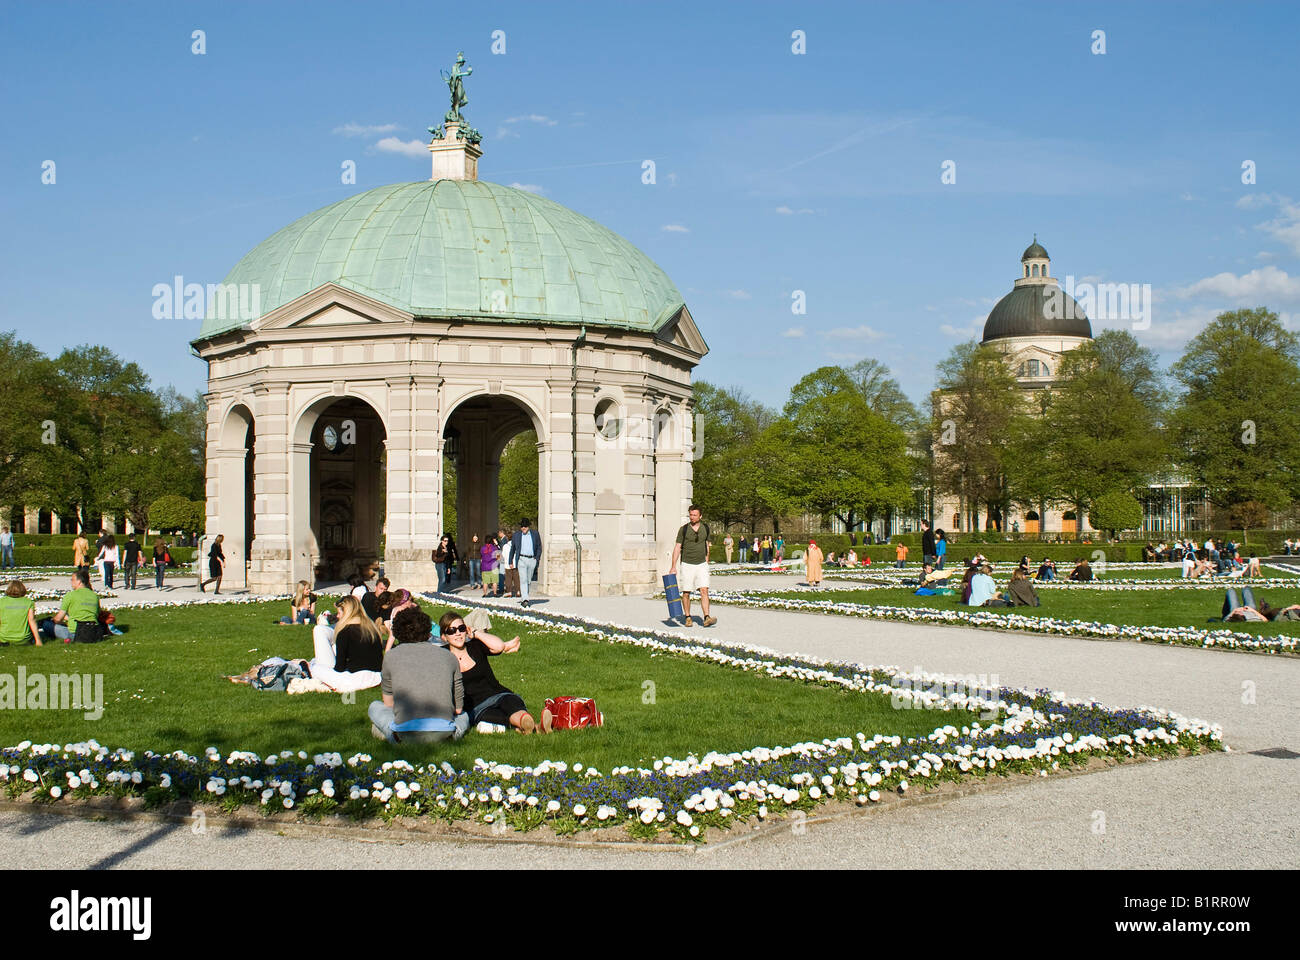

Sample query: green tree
[497,430,539,530]
[1169,308,1300,510]
[841,357,919,430]
[769,367,912,531]
[149,494,204,534]
[1015,330,1168,527]
[1227,500,1271,548]
[1088,490,1143,539]
[931,342,1030,531]
[690,382,778,532]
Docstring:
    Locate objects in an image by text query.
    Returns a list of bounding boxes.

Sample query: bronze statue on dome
[429,51,481,144]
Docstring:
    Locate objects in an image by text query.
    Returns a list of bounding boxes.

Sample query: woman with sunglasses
[438,609,543,734]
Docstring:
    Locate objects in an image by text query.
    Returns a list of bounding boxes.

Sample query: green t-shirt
[60,587,100,631]
[676,521,710,566]
[0,596,35,644]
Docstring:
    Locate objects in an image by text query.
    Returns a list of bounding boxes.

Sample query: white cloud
[782,326,805,338]
[940,316,984,340]
[506,114,558,126]
[1258,196,1300,256]
[825,324,884,340]
[508,182,546,195]
[725,289,751,300]
[334,122,399,137]
[1235,193,1278,210]
[1178,265,1300,302]
[661,224,690,233]
[374,136,427,158]
[774,205,815,215]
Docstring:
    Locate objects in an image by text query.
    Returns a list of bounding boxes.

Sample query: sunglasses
[446,624,467,634]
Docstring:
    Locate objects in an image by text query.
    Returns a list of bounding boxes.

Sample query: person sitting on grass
[1068,558,1094,582]
[368,606,468,744]
[332,595,384,673]
[278,580,317,625]
[967,564,1008,606]
[1244,554,1262,577]
[439,609,545,735]
[37,571,101,642]
[1017,555,1032,576]
[1035,558,1057,581]
[1,580,41,646]
[1006,567,1041,607]
[959,562,980,604]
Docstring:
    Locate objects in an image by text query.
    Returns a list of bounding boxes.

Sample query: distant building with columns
[189,94,706,595]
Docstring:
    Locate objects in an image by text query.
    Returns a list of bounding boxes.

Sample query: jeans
[0,544,12,569]
[38,620,72,641]
[895,560,905,568]
[739,547,748,563]
[368,700,467,743]
[155,562,165,587]
[469,558,481,582]
[103,562,115,589]
[936,554,945,570]
[516,555,538,601]
[123,562,138,589]
[436,564,448,593]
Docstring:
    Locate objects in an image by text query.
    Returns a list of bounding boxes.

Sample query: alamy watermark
[0,667,104,720]
[890,668,1001,722]
[152,276,261,322]
[1046,276,1152,331]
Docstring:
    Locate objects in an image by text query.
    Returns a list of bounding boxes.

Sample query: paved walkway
[7,573,1297,868]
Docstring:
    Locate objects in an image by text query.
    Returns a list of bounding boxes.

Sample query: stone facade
[194,284,705,596]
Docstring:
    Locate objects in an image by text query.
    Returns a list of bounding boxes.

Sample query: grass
[734,584,1300,638]
[0,598,973,770]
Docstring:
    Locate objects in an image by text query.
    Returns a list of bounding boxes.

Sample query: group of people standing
[733,535,783,564]
[72,532,176,591]
[431,519,542,607]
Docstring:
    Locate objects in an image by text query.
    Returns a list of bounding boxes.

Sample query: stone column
[382,378,442,591]
[248,386,293,594]
[24,506,39,537]
[289,440,316,587]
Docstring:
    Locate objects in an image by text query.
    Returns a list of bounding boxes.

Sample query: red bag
[544,697,604,730]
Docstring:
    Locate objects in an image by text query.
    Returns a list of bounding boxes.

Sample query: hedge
[6,546,196,567]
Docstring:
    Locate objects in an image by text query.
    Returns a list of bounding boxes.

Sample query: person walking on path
[200,534,226,594]
[669,504,716,627]
[921,520,936,567]
[511,518,542,608]
[153,540,168,588]
[467,534,482,585]
[805,538,824,587]
[121,534,141,589]
[724,533,734,563]
[479,534,498,597]
[73,533,90,582]
[432,536,451,593]
[0,526,14,570]
[94,534,119,590]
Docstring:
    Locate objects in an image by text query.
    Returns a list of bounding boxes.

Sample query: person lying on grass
[369,606,468,744]
[438,609,550,735]
[1224,599,1300,622]
[278,580,317,625]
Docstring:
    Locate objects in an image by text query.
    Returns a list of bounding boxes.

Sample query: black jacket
[922,529,936,556]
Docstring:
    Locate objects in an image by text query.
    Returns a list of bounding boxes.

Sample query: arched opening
[1024,509,1040,535]
[1062,509,1078,534]
[213,404,255,589]
[294,396,387,585]
[442,394,544,591]
[38,509,52,535]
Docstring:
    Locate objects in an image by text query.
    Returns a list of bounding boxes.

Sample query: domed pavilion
[192,60,707,595]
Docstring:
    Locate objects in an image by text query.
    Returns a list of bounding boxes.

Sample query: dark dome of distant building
[982,285,1092,341]
[981,238,1092,342]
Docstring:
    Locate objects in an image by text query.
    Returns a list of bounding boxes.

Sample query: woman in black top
[200,534,225,594]
[438,609,540,734]
[332,595,384,673]
[153,542,168,588]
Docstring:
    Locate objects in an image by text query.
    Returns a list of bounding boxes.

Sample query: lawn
[735,584,1300,638]
[0,598,973,770]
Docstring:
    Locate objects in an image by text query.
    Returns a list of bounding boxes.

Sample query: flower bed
[706,590,1299,656]
[0,594,1222,842]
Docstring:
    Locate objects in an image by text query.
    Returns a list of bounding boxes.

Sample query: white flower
[573,804,587,817]
[49,786,62,798]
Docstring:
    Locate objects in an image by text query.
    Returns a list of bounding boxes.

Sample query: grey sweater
[381,643,464,736]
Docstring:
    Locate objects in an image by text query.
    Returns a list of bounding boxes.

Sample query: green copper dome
[196,180,687,340]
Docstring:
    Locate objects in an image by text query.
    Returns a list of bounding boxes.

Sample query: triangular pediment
[654,305,709,357]
[253,282,414,332]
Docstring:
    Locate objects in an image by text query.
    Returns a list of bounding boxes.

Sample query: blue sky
[3,0,1298,409]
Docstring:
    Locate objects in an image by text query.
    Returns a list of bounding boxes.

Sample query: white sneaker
[475,721,508,734]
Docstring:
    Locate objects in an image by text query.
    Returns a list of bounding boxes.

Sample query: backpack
[72,619,106,644]
[544,696,604,730]
[678,522,710,548]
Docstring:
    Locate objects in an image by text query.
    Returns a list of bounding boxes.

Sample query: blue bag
[663,573,684,619]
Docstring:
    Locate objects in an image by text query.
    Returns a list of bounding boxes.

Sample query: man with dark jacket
[921,520,937,567]
[511,519,542,607]
[122,535,142,589]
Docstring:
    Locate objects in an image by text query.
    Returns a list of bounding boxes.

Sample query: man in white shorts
[670,504,716,627]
